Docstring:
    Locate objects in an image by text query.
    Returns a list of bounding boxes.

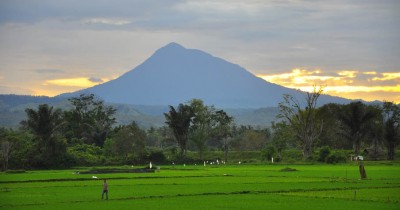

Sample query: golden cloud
[257,69,400,103]
[43,77,108,88]
[337,70,357,78]
[287,85,400,93]
[258,68,344,86]
[372,72,400,81]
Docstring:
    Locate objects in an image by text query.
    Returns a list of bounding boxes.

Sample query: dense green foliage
[164,103,194,156]
[0,93,399,170]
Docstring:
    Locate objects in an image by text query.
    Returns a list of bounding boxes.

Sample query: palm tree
[21,104,65,168]
[164,104,194,157]
[22,104,63,143]
[338,102,377,155]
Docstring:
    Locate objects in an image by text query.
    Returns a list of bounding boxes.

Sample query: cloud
[82,18,131,26]
[0,0,181,25]
[0,0,399,103]
[88,77,104,83]
[258,68,400,102]
[44,77,107,88]
[372,72,400,82]
[35,69,65,74]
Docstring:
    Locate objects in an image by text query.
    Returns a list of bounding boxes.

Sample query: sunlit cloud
[43,77,108,88]
[372,72,400,81]
[82,18,131,26]
[259,68,340,86]
[338,70,357,78]
[289,85,400,93]
[258,68,400,102]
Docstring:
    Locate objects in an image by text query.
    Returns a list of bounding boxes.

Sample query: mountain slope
[59,42,350,108]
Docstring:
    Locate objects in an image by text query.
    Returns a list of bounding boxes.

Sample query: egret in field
[149,162,153,169]
[92,176,98,179]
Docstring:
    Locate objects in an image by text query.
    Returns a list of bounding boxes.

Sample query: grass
[1,162,399,209]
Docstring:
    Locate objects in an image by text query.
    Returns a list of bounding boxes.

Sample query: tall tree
[112,122,147,163]
[64,94,116,147]
[317,103,349,149]
[338,101,377,155]
[0,128,16,171]
[382,101,400,160]
[270,121,295,159]
[278,86,323,159]
[212,110,234,162]
[21,104,66,168]
[189,99,215,160]
[164,104,194,157]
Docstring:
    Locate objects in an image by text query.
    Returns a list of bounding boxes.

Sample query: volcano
[59,42,350,108]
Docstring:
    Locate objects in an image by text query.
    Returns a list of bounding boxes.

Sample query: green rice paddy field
[1,162,399,210]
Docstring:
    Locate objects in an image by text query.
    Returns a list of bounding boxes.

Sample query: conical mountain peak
[155,42,187,55]
[59,43,351,108]
[164,42,185,49]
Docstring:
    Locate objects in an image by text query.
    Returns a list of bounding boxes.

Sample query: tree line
[0,92,399,170]
[277,86,399,161]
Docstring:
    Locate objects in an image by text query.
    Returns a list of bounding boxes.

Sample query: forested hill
[0,94,64,107]
[0,94,279,129]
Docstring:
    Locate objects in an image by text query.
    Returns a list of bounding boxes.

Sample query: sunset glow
[44,77,107,88]
[0,1,398,104]
[258,69,400,103]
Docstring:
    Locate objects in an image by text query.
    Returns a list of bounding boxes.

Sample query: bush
[326,151,347,164]
[261,145,276,161]
[274,157,282,162]
[318,146,331,162]
[148,150,167,164]
[283,149,303,161]
[67,144,103,166]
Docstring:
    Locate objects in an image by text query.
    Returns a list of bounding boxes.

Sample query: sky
[0,0,399,103]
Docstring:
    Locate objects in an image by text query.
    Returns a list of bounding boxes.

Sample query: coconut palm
[164,104,194,157]
[338,101,377,155]
[21,104,65,168]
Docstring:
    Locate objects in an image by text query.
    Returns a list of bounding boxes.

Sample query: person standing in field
[102,179,108,200]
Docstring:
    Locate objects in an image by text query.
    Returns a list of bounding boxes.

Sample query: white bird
[92,176,98,179]
[149,162,153,169]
